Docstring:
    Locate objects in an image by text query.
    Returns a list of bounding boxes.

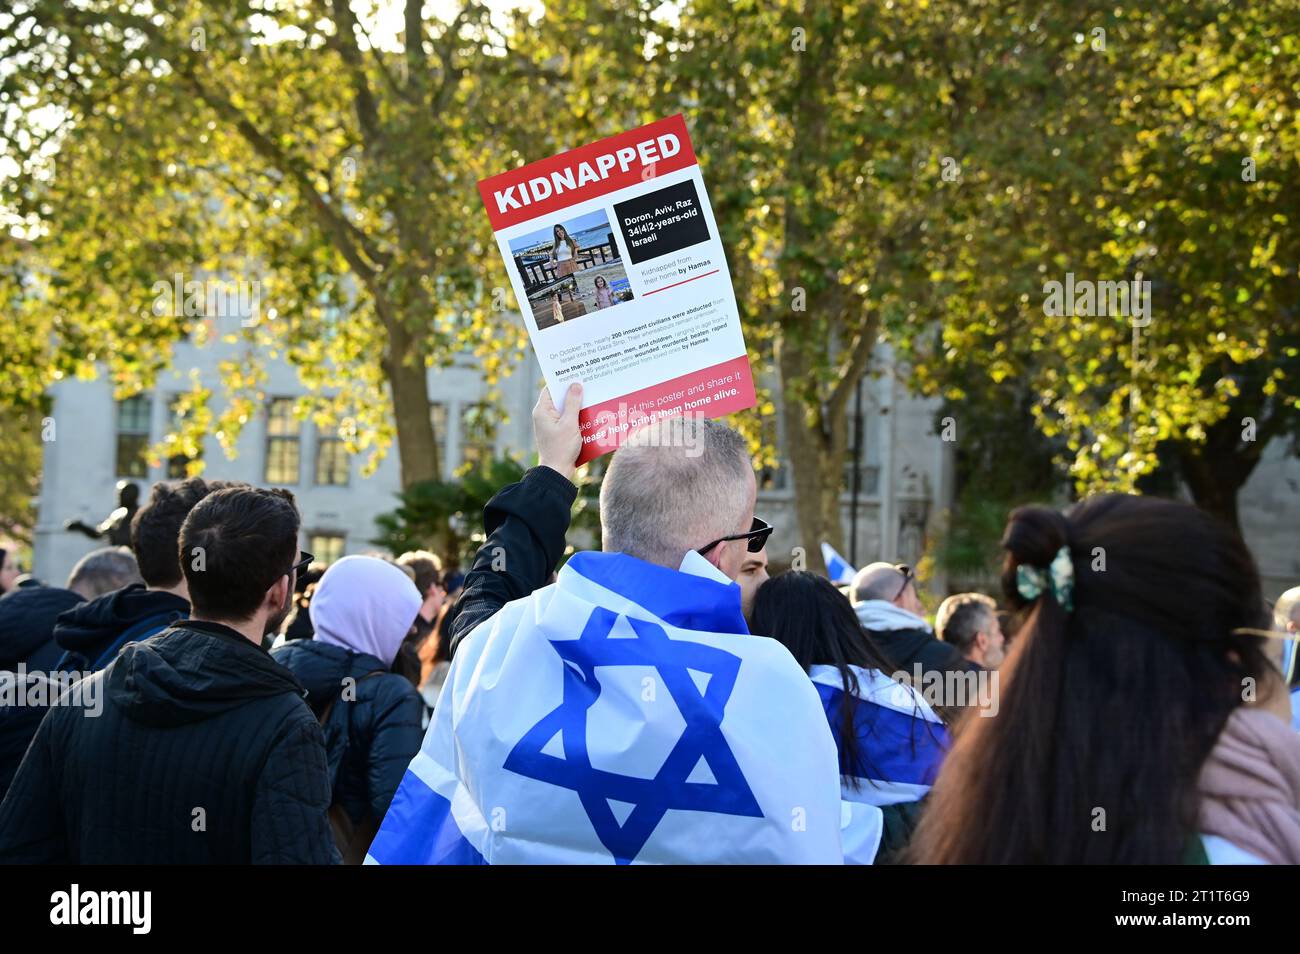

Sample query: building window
[314,434,350,486]
[115,395,152,478]
[265,397,301,485]
[459,402,496,471]
[430,401,448,477]
[166,394,203,479]
[308,533,346,566]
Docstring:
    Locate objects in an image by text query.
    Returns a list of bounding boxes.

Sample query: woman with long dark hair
[910,493,1300,864]
[751,572,949,808]
[549,223,580,295]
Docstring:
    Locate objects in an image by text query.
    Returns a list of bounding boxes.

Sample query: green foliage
[0,403,46,543]
[3,0,1297,547]
[372,457,528,568]
[373,455,607,569]
[1,0,544,486]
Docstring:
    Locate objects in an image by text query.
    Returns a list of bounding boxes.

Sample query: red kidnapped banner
[478,115,698,231]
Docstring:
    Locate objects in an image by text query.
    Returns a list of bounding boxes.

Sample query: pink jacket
[1198,705,1300,864]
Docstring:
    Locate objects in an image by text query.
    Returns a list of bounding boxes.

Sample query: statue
[65,480,141,548]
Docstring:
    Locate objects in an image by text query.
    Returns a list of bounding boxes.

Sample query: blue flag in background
[821,542,857,585]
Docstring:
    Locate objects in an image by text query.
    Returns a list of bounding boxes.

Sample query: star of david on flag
[367,550,870,865]
[504,606,763,864]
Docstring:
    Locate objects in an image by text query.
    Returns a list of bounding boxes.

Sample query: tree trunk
[1176,443,1245,536]
[1172,398,1281,537]
[777,337,849,574]
[383,320,440,489]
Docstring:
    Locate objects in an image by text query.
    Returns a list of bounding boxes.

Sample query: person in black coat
[0,546,143,801]
[0,485,337,864]
[272,555,424,862]
[0,584,85,803]
[848,563,982,722]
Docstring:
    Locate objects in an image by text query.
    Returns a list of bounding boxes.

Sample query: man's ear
[976,631,989,652]
[700,544,726,572]
[265,575,290,614]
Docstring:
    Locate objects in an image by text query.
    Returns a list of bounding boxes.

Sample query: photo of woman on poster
[550,224,580,290]
[510,209,633,330]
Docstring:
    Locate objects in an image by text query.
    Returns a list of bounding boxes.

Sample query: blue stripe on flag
[367,768,487,865]
[565,551,749,635]
[814,681,949,789]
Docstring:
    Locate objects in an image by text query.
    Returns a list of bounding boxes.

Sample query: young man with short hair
[0,486,338,864]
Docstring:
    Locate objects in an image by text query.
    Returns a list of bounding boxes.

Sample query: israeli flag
[809,664,949,806]
[821,543,857,585]
[368,550,881,864]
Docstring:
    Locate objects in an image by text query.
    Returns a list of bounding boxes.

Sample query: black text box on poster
[614,179,712,265]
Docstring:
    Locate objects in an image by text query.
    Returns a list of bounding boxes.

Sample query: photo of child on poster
[507,209,634,329]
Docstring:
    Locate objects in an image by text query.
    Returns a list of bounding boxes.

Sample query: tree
[903,1,1300,532]
[371,456,527,567]
[1,0,556,486]
[522,0,1145,567]
[371,454,602,566]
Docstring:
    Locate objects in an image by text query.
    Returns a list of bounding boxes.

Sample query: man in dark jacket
[52,478,225,672]
[0,547,142,800]
[850,563,981,716]
[0,485,338,864]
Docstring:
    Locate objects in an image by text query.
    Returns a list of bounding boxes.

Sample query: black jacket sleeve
[0,709,68,863]
[448,465,577,658]
[251,710,341,864]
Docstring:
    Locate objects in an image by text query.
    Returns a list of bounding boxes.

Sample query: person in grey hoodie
[850,563,980,705]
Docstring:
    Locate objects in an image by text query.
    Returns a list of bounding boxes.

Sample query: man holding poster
[362,118,888,866]
[480,114,756,463]
[367,388,884,865]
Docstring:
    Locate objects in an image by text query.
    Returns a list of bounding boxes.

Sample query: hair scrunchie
[1015,545,1075,612]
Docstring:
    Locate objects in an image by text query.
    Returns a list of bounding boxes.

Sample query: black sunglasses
[287,551,314,578]
[892,563,914,602]
[699,517,773,556]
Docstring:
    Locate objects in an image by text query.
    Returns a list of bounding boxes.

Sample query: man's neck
[190,613,266,646]
[149,581,190,602]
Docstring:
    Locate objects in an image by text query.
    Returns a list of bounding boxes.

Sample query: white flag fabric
[820,542,857,585]
[367,550,880,864]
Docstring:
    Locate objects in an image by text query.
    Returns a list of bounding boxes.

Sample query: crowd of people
[0,384,1298,864]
